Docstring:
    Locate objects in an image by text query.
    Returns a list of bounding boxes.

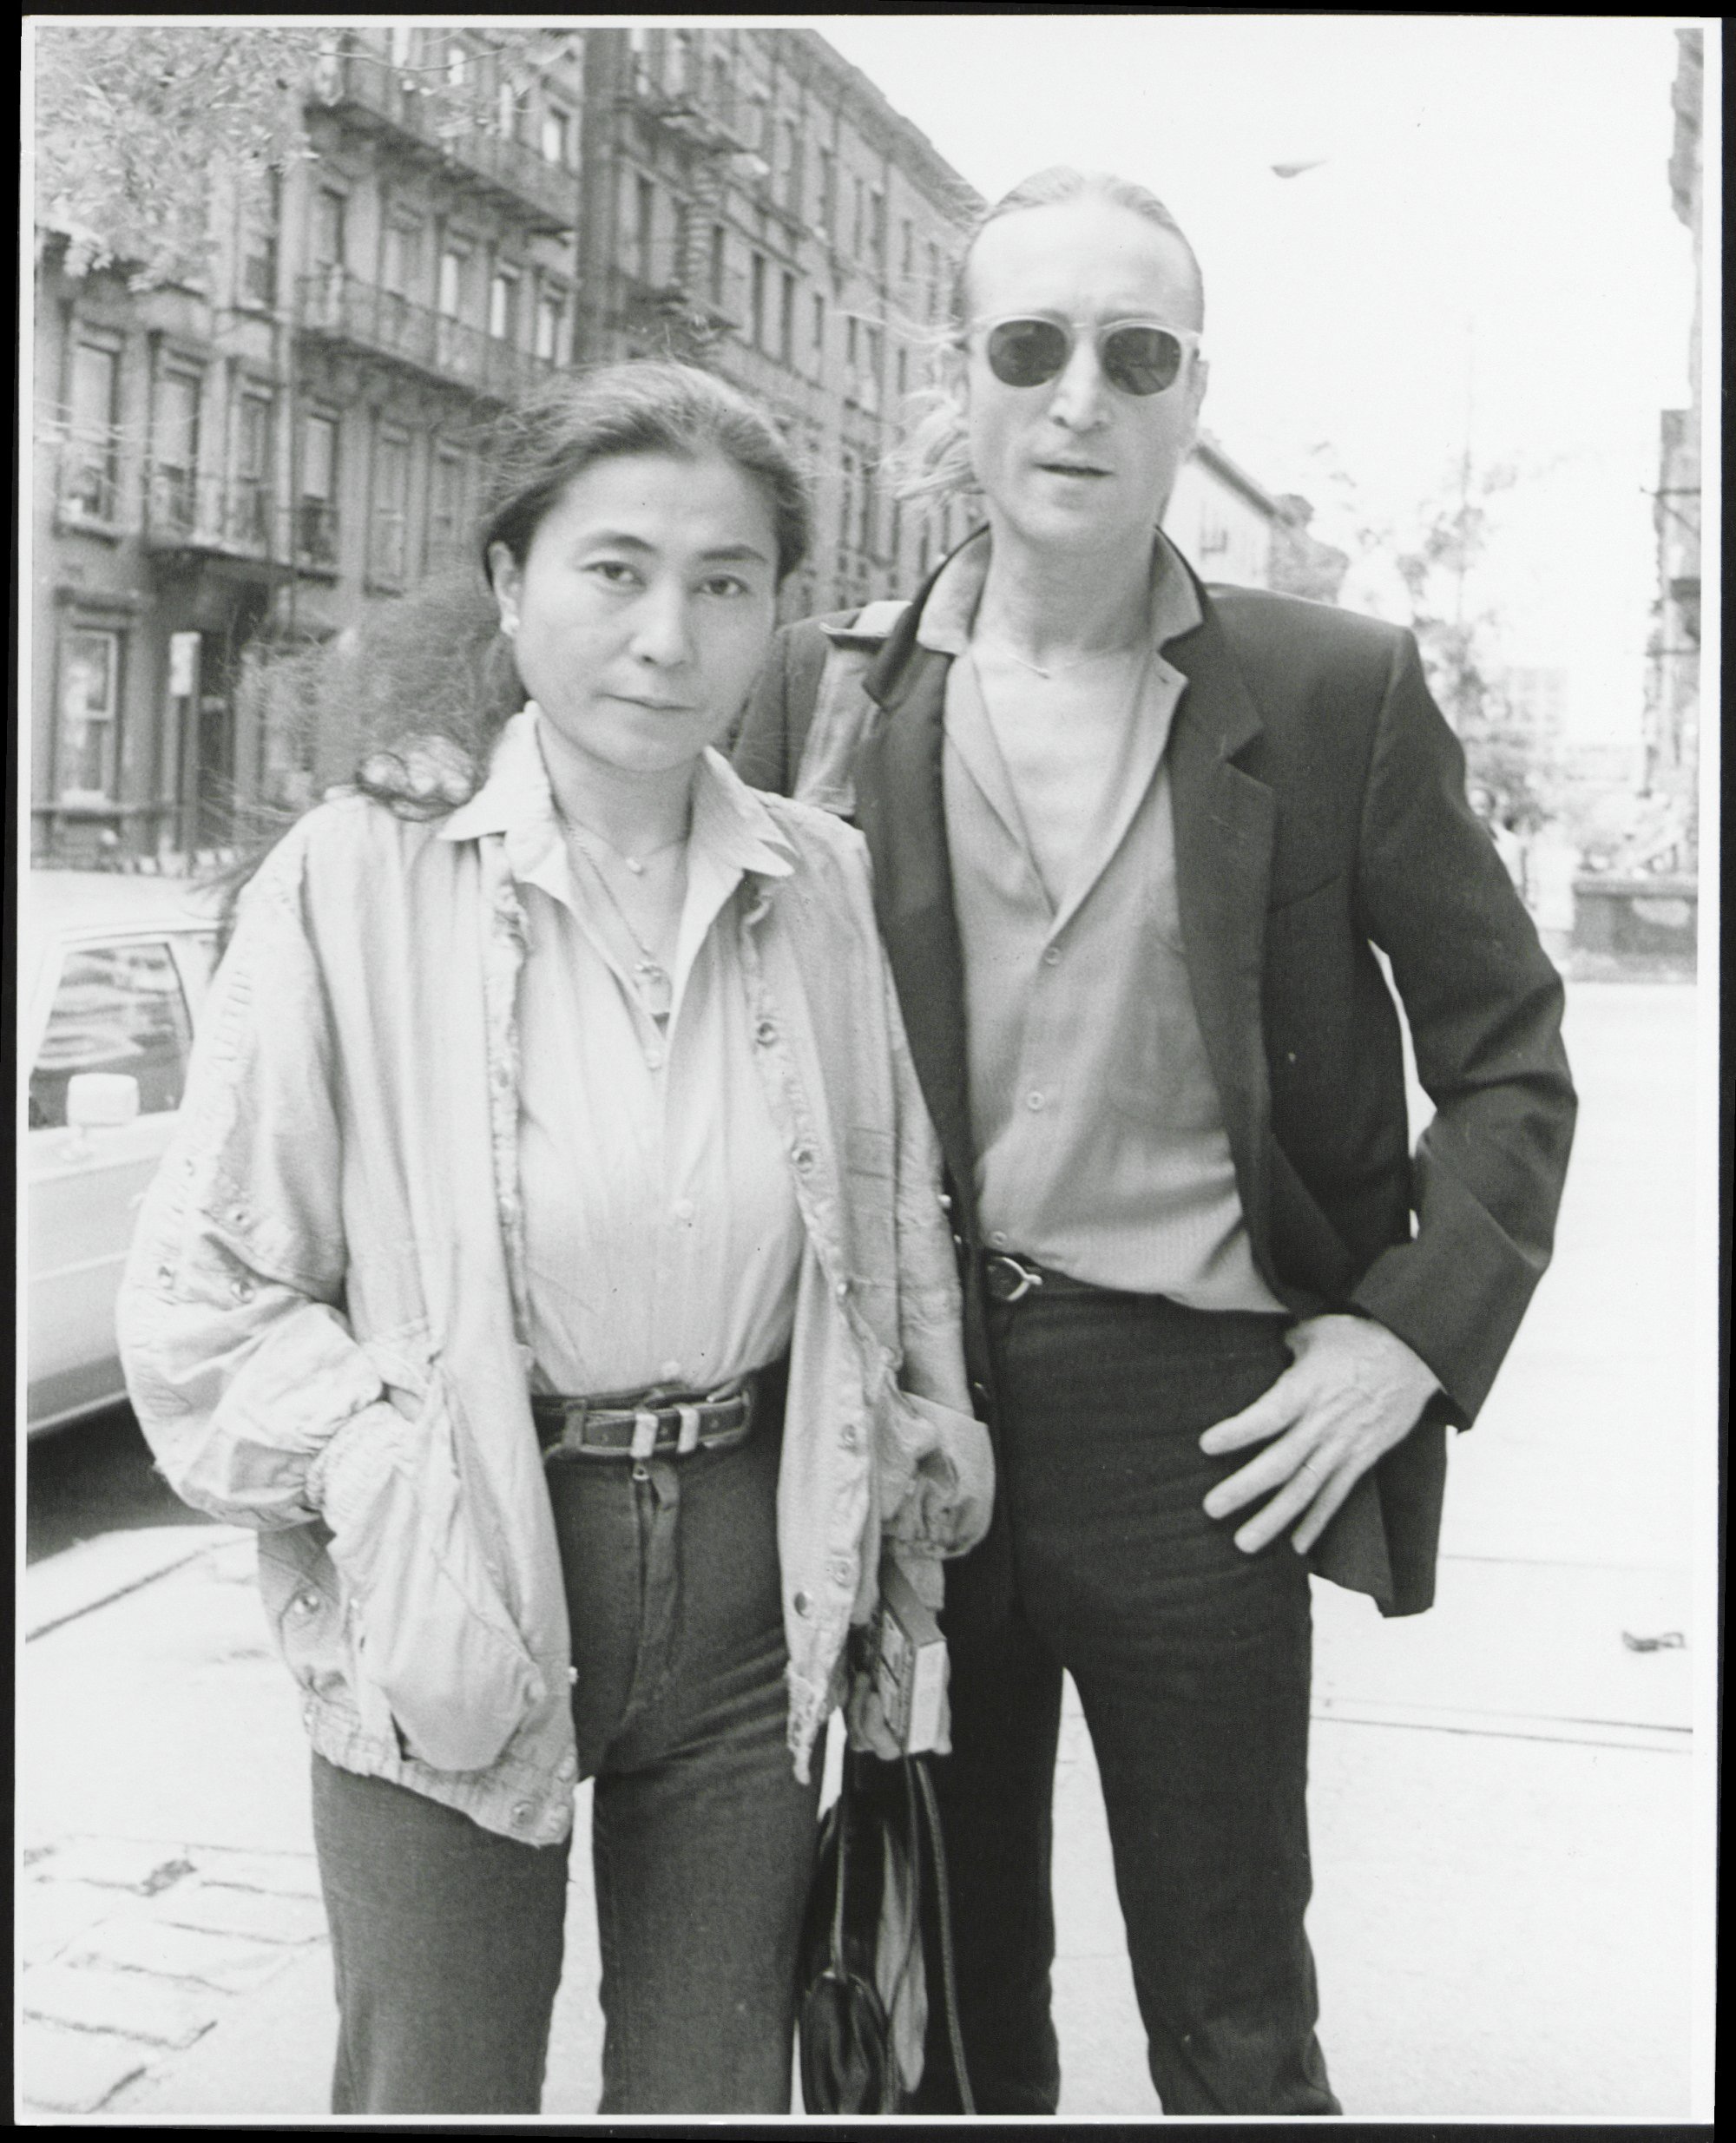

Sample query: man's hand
[1199,1315,1441,1555]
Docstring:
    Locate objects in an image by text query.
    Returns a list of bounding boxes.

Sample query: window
[780,120,802,214]
[865,326,883,413]
[428,447,466,568]
[299,412,339,564]
[380,220,422,349]
[240,168,280,306]
[779,270,796,365]
[489,264,520,342]
[371,430,410,584]
[152,371,201,532]
[890,498,902,572]
[62,343,119,522]
[535,289,566,364]
[497,77,526,142]
[870,189,885,271]
[56,628,122,801]
[859,463,875,555]
[708,56,733,127]
[445,43,469,91]
[542,103,573,168]
[896,345,908,400]
[709,223,727,307]
[845,314,859,398]
[852,178,866,259]
[926,241,942,323]
[29,941,194,1128]
[818,147,836,235]
[901,218,914,282]
[839,454,856,555]
[635,174,656,280]
[751,253,766,350]
[234,391,273,549]
[312,187,346,271]
[437,245,470,366]
[811,292,825,378]
[387,24,415,70]
[671,29,698,92]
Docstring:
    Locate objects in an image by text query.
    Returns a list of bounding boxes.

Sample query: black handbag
[796,1746,975,2114]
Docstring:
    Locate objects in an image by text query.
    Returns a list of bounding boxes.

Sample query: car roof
[25,869,227,938]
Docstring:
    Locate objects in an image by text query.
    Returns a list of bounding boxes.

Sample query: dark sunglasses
[972,314,1201,397]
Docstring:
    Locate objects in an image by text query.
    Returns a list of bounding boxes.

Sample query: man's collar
[913,525,1202,659]
[440,706,794,884]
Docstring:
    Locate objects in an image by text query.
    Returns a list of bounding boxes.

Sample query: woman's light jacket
[115,739,992,1847]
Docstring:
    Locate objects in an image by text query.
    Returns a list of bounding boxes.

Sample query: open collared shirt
[920,533,1285,1312]
[447,706,807,1395]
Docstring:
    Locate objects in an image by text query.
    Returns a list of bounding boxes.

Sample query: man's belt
[980,1250,1105,1304]
[532,1374,758,1463]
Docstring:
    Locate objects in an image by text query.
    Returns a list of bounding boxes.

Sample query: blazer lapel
[1164,579,1283,1289]
[854,614,978,1208]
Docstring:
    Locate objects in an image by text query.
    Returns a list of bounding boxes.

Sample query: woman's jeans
[911,1287,1340,2117]
[311,1369,821,2115]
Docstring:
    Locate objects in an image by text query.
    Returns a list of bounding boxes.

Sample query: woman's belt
[532,1372,759,1463]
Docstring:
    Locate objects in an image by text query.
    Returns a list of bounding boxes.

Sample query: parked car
[24,871,225,1436]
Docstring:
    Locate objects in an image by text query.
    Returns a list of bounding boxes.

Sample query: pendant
[634,961,673,1020]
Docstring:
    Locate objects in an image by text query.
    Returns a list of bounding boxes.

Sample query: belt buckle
[986,1252,1044,1304]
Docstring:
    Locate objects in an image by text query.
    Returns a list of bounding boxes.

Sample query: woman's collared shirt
[460,707,806,1397]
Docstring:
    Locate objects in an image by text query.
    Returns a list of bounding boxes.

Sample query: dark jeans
[312,1367,822,2116]
[912,1289,1339,2117]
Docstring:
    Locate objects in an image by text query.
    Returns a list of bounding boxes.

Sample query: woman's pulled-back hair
[242,360,810,838]
[885,167,1205,509]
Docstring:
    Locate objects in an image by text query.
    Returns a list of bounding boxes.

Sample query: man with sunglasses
[736,168,1574,2117]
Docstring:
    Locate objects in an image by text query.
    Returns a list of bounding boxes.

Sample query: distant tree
[35,26,325,285]
[1300,444,1561,836]
[34,24,575,287]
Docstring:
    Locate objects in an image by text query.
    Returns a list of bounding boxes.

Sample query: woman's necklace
[562,821,685,1022]
[562,821,687,878]
[976,639,1140,682]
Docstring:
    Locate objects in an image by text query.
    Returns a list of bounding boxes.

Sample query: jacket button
[970,1381,990,1409]
[231,1278,255,1303]
[834,1279,849,1300]
[754,1018,778,1046]
[791,1146,815,1173]
[157,1265,174,1285]
[792,1591,811,1616]
[840,1420,861,1450]
[937,1191,952,1213]
[510,1801,533,1828]
[557,1755,577,1782]
[293,1590,320,1616]
[829,1556,854,1588]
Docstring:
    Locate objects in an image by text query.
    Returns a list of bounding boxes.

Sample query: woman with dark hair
[116,360,991,2117]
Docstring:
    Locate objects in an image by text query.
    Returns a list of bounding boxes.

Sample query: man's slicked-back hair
[887,168,1205,508]
[951,167,1205,332]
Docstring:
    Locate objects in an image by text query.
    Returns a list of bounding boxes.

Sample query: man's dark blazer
[734,550,1576,1619]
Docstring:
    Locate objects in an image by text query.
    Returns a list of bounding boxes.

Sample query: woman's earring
[500,612,518,639]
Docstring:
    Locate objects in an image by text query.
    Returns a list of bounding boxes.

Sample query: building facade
[1639,26,1702,871]
[570,26,980,630]
[32,25,588,864]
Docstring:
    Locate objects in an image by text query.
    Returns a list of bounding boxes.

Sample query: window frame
[54,625,125,805]
[369,424,412,588]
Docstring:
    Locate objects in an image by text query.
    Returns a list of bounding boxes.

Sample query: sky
[816,14,1707,744]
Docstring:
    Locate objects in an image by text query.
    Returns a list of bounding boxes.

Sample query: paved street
[16,980,1711,2122]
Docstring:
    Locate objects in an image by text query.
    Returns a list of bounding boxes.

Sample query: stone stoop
[16,1837,326,2118]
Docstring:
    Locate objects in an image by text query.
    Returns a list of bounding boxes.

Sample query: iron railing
[298,269,560,404]
[312,43,578,233]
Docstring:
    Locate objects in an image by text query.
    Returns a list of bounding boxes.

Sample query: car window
[173,929,221,1001]
[29,938,194,1129]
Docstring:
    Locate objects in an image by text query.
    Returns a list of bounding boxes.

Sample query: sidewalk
[15,983,1708,2120]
